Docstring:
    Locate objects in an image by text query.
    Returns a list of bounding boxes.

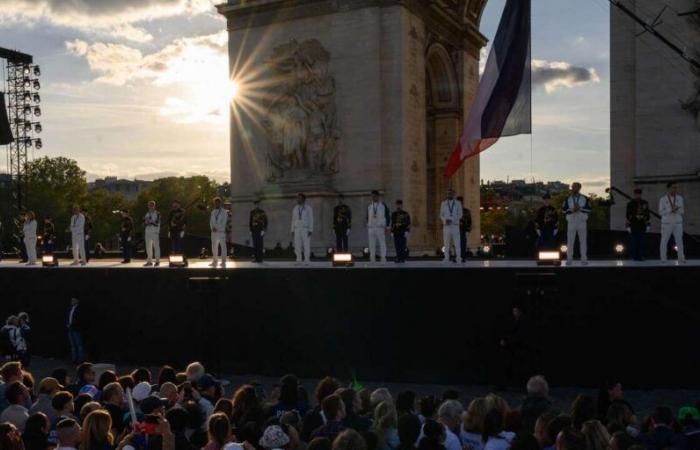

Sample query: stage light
[326,247,334,256]
[32,93,40,103]
[33,80,40,90]
[34,124,42,133]
[35,139,42,149]
[33,66,40,77]
[332,253,354,267]
[23,106,31,115]
[560,245,568,254]
[537,251,561,266]
[23,67,30,76]
[362,247,369,257]
[42,254,58,267]
[169,255,188,268]
[23,79,31,89]
[483,245,492,254]
[23,93,31,102]
[24,123,32,132]
[614,243,625,254]
[33,106,41,117]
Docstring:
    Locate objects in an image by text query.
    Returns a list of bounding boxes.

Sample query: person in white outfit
[659,182,686,263]
[22,211,37,266]
[69,206,86,266]
[563,182,591,265]
[209,197,228,268]
[143,200,161,267]
[291,193,313,264]
[366,190,390,263]
[440,189,463,263]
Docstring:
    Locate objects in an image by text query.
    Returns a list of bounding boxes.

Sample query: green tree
[82,189,132,250]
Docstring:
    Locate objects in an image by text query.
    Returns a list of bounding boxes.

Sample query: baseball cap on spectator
[259,425,290,449]
[79,384,99,398]
[38,377,64,394]
[132,382,152,402]
[197,374,219,391]
[140,396,167,414]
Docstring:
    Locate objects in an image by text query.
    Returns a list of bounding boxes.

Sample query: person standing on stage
[626,188,650,261]
[224,201,234,258]
[391,200,411,264]
[119,209,134,264]
[440,188,463,263]
[83,209,93,263]
[209,197,228,268]
[563,182,591,265]
[333,194,352,252]
[168,200,186,255]
[22,211,37,266]
[42,217,55,255]
[366,190,390,263]
[249,199,268,263]
[143,200,161,267]
[659,182,686,263]
[69,206,86,266]
[291,193,313,264]
[536,193,559,251]
[457,196,472,261]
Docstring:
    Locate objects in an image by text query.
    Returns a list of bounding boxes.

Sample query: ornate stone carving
[263,39,340,181]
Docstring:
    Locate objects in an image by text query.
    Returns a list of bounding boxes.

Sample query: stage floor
[0,258,696,269]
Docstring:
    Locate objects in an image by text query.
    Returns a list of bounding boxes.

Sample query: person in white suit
[659,182,686,263]
[209,197,228,268]
[143,200,161,267]
[563,182,591,265]
[22,211,37,266]
[291,193,313,264]
[69,205,86,266]
[440,189,463,263]
[366,190,390,263]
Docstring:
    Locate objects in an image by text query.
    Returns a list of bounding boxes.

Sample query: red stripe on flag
[445,138,500,178]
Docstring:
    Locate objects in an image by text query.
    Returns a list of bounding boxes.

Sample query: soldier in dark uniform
[224,201,234,257]
[83,209,93,263]
[457,196,472,262]
[333,194,352,252]
[626,188,651,261]
[168,200,186,255]
[16,215,27,263]
[249,199,268,263]
[391,200,411,263]
[535,193,559,250]
[119,209,134,264]
[42,216,56,254]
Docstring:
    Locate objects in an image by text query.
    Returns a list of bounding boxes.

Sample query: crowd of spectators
[0,362,697,450]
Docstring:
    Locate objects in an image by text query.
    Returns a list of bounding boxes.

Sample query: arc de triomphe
[217,0,488,255]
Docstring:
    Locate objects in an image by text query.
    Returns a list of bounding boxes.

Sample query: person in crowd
[0,423,25,450]
[203,413,231,450]
[309,437,332,450]
[534,413,557,450]
[249,199,268,263]
[168,200,187,255]
[269,375,307,418]
[606,403,637,435]
[78,403,100,427]
[461,398,486,450]
[332,429,366,450]
[72,395,93,421]
[56,418,81,450]
[638,406,687,450]
[562,182,591,265]
[311,394,346,441]
[143,200,161,267]
[97,372,116,393]
[570,395,596,430]
[596,381,631,422]
[398,413,421,450]
[659,182,686,263]
[481,409,510,450]
[371,389,393,413]
[66,299,84,365]
[259,424,290,450]
[68,363,96,397]
[418,419,446,450]
[156,366,177,389]
[0,362,24,412]
[231,385,263,431]
[22,211,37,266]
[418,397,438,425]
[100,383,124,435]
[580,420,610,450]
[510,434,539,450]
[42,217,56,256]
[51,391,75,423]
[391,200,411,264]
[521,376,552,434]
[374,400,399,450]
[159,383,179,410]
[439,189,463,263]
[545,416,573,450]
[609,431,636,450]
[678,407,700,450]
[2,316,30,367]
[339,389,371,434]
[118,209,133,264]
[333,194,352,253]
[69,206,86,266]
[291,193,314,265]
[209,197,228,268]
[535,194,559,251]
[302,377,341,442]
[366,190,390,263]
[214,399,234,420]
[395,391,416,418]
[505,410,522,435]
[165,407,196,450]
[626,188,651,261]
[554,427,586,450]
[418,400,462,450]
[456,196,472,261]
[83,209,93,264]
[79,410,112,450]
[31,378,63,424]
[1,381,31,431]
[130,368,151,385]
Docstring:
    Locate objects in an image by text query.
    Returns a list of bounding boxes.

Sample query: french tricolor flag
[446,0,532,178]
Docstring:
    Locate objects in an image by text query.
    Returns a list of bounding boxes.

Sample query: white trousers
[293,229,311,262]
[211,232,227,264]
[567,221,588,261]
[660,222,685,261]
[72,233,85,263]
[145,229,161,263]
[24,237,36,263]
[443,225,462,261]
[368,227,387,262]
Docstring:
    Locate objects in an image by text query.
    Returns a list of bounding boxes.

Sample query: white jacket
[210,208,228,233]
[23,220,37,239]
[291,204,314,232]
[440,199,463,226]
[144,210,161,233]
[70,214,85,236]
[659,194,684,225]
[366,202,389,228]
[563,194,591,223]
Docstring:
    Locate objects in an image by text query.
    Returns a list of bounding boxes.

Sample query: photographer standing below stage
[168,200,186,255]
[69,206,86,266]
[563,182,591,265]
[458,196,472,262]
[391,200,411,264]
[144,201,161,267]
[366,190,390,263]
[42,217,55,255]
[536,193,559,251]
[119,209,134,264]
[659,182,686,264]
[291,193,313,264]
[22,211,37,266]
[249,199,268,263]
[440,189,463,263]
[333,194,352,252]
[209,197,228,268]
[626,188,650,261]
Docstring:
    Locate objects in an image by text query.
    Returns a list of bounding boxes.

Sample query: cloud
[532,59,600,93]
[0,0,215,42]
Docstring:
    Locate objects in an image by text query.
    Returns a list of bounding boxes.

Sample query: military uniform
[625,198,650,261]
[333,203,352,252]
[249,206,268,263]
[42,221,56,254]
[391,208,411,263]
[120,215,134,263]
[83,214,93,262]
[168,207,186,254]
[535,205,559,250]
[459,208,473,261]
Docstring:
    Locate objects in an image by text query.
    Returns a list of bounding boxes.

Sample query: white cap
[132,381,152,402]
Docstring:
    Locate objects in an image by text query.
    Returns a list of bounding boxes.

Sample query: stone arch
[425,44,460,111]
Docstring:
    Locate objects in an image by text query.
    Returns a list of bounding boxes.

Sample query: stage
[1,258,698,388]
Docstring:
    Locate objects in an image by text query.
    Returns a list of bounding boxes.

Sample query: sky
[0,0,610,191]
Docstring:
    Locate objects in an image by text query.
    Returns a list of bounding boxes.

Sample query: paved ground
[26,357,700,418]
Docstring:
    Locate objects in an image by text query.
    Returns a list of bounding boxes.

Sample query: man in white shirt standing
[563,182,591,265]
[659,182,686,263]
[69,205,86,266]
[440,189,463,263]
[291,193,313,264]
[366,190,390,263]
[209,197,228,268]
[144,200,161,267]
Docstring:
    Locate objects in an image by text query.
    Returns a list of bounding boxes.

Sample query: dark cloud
[531,60,600,92]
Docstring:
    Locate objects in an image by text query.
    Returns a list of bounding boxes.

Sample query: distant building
[88,177,152,199]
[481,179,570,200]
